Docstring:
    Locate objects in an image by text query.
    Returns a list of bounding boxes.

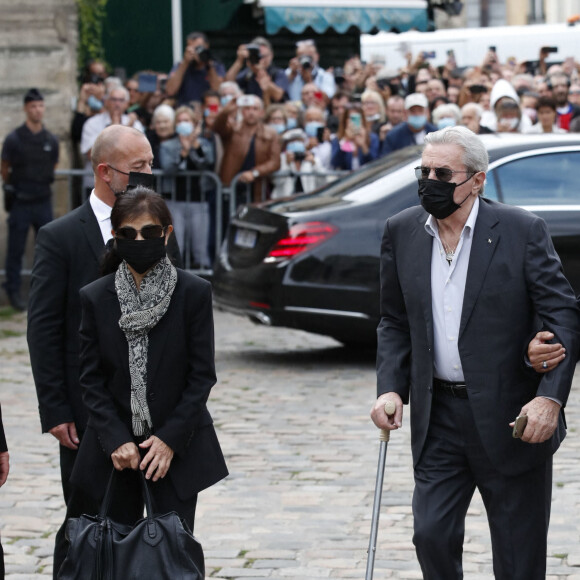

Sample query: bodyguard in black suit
[26,125,181,578]
[371,126,580,579]
[0,403,9,579]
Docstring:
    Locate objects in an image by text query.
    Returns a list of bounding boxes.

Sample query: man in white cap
[381,92,437,156]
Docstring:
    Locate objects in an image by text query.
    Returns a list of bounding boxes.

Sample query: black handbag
[57,470,204,580]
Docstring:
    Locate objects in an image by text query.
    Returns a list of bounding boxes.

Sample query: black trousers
[412,392,552,580]
[53,468,197,579]
[4,198,52,294]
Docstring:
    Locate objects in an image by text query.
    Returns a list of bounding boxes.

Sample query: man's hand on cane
[371,393,403,431]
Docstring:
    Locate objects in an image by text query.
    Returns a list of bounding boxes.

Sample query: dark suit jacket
[27,200,183,434]
[0,404,7,453]
[380,122,437,156]
[28,201,105,433]
[70,269,228,501]
[376,198,580,476]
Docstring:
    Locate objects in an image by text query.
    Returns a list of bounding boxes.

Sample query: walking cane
[365,400,396,580]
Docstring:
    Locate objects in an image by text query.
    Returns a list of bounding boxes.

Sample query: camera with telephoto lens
[195,45,212,65]
[247,44,262,65]
[299,55,313,70]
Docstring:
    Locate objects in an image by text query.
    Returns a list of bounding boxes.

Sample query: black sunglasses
[115,225,166,240]
[415,166,474,182]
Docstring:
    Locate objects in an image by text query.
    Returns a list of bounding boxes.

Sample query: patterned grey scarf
[115,257,178,437]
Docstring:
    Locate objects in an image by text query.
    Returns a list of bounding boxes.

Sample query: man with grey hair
[371,126,579,578]
[460,102,493,135]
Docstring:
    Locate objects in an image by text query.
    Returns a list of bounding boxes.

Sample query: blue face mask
[408,115,427,130]
[270,123,286,134]
[87,94,104,111]
[305,121,324,138]
[437,117,456,130]
[220,95,233,107]
[286,140,306,154]
[176,121,194,136]
[286,117,298,130]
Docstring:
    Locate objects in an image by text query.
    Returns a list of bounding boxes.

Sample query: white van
[360,22,580,71]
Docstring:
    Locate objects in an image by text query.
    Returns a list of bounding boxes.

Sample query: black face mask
[418,176,473,220]
[107,165,156,196]
[116,237,166,274]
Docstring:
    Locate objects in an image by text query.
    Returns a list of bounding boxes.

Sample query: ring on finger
[542,361,548,369]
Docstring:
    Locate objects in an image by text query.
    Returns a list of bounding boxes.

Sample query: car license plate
[234,228,257,248]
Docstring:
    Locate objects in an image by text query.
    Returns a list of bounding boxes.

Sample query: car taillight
[265,221,338,261]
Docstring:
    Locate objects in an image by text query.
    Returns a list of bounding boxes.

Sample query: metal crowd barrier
[1,167,350,279]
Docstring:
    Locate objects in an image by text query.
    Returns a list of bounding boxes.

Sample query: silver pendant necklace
[442,242,456,265]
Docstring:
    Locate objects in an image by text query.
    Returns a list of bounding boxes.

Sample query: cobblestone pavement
[1,305,579,579]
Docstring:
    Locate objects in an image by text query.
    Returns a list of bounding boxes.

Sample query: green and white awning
[259,0,428,34]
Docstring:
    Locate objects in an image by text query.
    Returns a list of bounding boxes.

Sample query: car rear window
[491,151,580,206]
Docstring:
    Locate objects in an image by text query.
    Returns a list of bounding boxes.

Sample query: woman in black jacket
[54,188,227,576]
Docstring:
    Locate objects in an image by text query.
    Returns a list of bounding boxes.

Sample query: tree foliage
[76,0,109,71]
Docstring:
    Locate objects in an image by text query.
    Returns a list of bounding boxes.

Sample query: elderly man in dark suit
[0,403,9,578]
[26,125,182,579]
[371,126,580,579]
[380,92,437,156]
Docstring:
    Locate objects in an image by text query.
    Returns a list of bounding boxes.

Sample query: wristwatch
[252,169,260,178]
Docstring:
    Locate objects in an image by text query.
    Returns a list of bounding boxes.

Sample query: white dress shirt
[89,190,113,244]
[425,196,480,382]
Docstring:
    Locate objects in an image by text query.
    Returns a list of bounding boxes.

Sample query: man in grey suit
[370,126,580,579]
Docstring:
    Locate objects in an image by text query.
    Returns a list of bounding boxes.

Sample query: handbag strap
[98,470,117,519]
[138,471,160,540]
[99,469,157,517]
[99,469,160,541]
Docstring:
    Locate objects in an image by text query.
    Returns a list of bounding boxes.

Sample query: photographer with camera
[271,128,326,199]
[286,39,336,102]
[225,37,288,107]
[166,31,225,106]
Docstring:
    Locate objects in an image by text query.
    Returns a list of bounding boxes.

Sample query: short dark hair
[101,188,174,275]
[495,99,521,117]
[202,90,220,105]
[536,96,556,111]
[111,188,173,232]
[186,31,209,45]
[331,90,351,102]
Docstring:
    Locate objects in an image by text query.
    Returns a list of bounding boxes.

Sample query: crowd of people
[67,34,580,266]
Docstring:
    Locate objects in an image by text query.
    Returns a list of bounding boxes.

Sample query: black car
[213,134,580,346]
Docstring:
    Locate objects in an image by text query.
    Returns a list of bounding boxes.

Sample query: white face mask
[498,117,519,130]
